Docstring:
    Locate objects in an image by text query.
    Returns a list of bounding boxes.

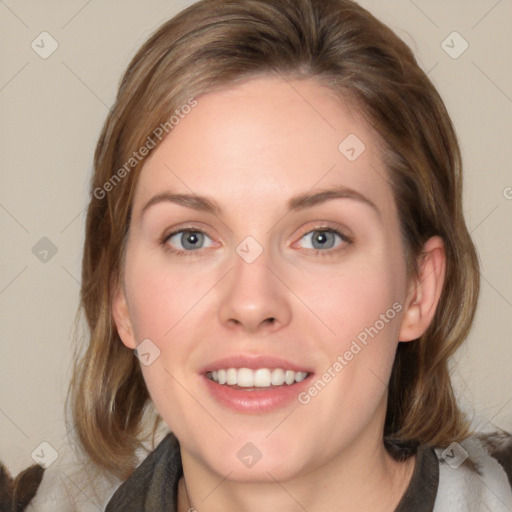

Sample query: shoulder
[25,432,178,511]
[433,434,512,512]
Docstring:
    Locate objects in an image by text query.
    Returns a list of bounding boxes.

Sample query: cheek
[294,262,402,436]
[300,257,404,350]
[123,254,209,432]
[296,252,405,409]
[124,253,210,345]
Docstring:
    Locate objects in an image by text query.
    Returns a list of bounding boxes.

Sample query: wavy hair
[67,0,480,479]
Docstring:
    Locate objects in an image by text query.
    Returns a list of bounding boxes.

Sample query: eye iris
[312,230,335,250]
[181,231,203,250]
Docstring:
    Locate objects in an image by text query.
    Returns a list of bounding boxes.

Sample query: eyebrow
[141,184,381,218]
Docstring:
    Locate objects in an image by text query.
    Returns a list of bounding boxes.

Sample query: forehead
[132,75,396,219]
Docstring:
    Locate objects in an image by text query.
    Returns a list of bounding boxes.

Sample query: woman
[67,0,512,510]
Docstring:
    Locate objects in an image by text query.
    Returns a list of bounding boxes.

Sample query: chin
[195,436,314,484]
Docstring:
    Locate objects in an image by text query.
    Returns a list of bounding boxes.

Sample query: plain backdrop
[1,0,511,489]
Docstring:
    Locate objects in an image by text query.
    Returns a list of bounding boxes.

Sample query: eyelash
[160,224,353,258]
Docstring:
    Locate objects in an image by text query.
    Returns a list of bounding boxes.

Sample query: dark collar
[105,434,439,511]
[105,434,182,512]
[395,444,439,512]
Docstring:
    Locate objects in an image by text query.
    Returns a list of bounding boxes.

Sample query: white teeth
[208,368,309,387]
[253,369,271,387]
[226,368,237,385]
[237,368,254,387]
[284,370,295,385]
[271,368,285,385]
[295,372,307,382]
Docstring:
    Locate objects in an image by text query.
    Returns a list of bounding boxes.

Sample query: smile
[207,368,309,388]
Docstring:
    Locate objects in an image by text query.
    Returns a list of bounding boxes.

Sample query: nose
[217,247,292,334]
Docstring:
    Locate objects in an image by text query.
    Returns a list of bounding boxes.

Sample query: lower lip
[202,374,313,413]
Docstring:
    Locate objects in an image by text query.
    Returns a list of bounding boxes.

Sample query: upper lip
[199,354,314,374]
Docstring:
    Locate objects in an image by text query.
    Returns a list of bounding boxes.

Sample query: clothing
[105,433,512,511]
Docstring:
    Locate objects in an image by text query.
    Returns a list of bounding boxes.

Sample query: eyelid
[162,223,213,241]
[292,223,353,252]
[295,222,352,240]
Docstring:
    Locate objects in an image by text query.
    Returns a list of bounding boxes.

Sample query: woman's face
[114,75,417,481]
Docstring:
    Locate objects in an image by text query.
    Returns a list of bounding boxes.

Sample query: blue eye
[161,226,352,257]
[298,228,350,254]
[164,229,214,255]
[300,230,340,250]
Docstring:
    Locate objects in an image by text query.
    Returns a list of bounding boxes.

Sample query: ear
[112,279,137,350]
[399,236,446,342]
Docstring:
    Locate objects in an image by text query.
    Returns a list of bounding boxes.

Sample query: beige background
[0,0,511,504]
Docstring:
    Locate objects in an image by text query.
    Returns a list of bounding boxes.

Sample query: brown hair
[67,0,480,479]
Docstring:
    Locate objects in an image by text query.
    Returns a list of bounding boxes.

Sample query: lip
[201,373,313,413]
[198,354,314,414]
[198,354,313,373]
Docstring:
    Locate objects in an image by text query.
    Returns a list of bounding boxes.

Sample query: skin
[113,75,446,512]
